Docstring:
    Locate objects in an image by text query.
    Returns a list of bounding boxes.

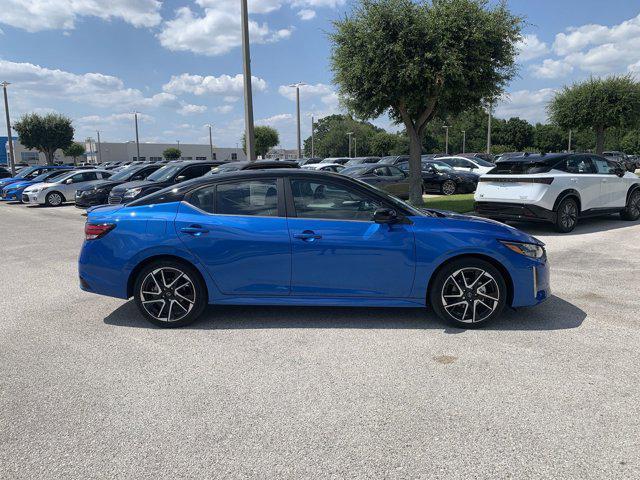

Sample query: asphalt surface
[1,201,639,479]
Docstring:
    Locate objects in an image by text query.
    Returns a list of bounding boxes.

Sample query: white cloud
[0,59,175,109]
[278,82,338,107]
[297,9,316,21]
[0,0,161,32]
[291,0,345,8]
[76,112,155,126]
[530,59,573,79]
[158,4,293,56]
[495,88,556,124]
[517,34,549,62]
[163,73,267,96]
[214,105,234,114]
[629,60,640,73]
[178,103,208,116]
[257,113,293,126]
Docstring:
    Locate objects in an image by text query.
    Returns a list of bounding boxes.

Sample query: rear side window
[556,156,596,174]
[215,180,279,216]
[491,160,560,175]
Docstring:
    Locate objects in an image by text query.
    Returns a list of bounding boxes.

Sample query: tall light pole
[206,124,214,160]
[443,125,450,155]
[486,101,492,155]
[568,129,572,152]
[461,130,466,154]
[311,116,315,158]
[2,81,16,176]
[347,132,353,157]
[241,0,256,161]
[287,82,305,159]
[354,137,358,157]
[133,111,141,161]
[96,130,102,164]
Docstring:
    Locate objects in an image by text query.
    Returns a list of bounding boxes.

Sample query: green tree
[503,117,534,150]
[330,0,522,204]
[533,124,566,153]
[621,130,640,155]
[243,126,279,159]
[303,114,384,157]
[369,131,409,156]
[548,75,640,155]
[163,147,181,160]
[13,113,74,165]
[63,142,86,165]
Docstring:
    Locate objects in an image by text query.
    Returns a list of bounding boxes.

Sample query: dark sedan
[341,164,410,199]
[397,160,478,195]
[75,163,165,208]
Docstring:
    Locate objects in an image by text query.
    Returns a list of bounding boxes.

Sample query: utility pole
[443,125,450,155]
[568,129,572,152]
[2,81,16,176]
[241,0,255,161]
[311,116,315,158]
[96,130,102,164]
[486,102,493,155]
[461,130,466,154]
[354,137,357,157]
[287,82,305,159]
[133,111,141,161]
[206,124,214,160]
[347,132,353,157]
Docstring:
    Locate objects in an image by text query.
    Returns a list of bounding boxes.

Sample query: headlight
[500,241,545,259]
[93,187,107,194]
[123,187,142,198]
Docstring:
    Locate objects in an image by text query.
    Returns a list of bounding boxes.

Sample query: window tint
[178,165,211,181]
[373,166,389,176]
[290,179,382,221]
[592,157,615,174]
[388,166,406,177]
[556,156,595,174]
[189,185,215,213]
[71,172,97,183]
[215,179,279,216]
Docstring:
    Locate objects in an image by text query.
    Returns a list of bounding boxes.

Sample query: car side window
[457,159,474,168]
[373,167,389,177]
[177,165,211,182]
[388,166,406,178]
[592,157,615,174]
[213,179,279,217]
[290,179,383,221]
[559,156,595,174]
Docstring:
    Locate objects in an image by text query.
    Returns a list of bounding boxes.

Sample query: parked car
[378,155,410,165]
[396,160,478,195]
[494,152,530,163]
[459,152,495,163]
[0,165,72,191]
[474,153,640,232]
[341,164,410,199]
[22,169,112,206]
[437,156,495,175]
[320,157,351,165]
[108,161,219,205]
[1,167,76,202]
[344,156,382,167]
[301,163,345,173]
[295,158,323,166]
[75,163,165,208]
[79,169,550,329]
[208,160,299,175]
[603,151,635,172]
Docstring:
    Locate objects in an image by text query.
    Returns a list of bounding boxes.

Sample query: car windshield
[146,164,182,182]
[378,157,396,164]
[110,167,144,181]
[31,170,68,182]
[429,162,454,172]
[473,158,495,167]
[14,166,41,179]
[340,166,369,176]
[209,163,242,174]
[47,172,73,183]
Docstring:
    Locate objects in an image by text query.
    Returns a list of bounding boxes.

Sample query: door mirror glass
[175,175,186,183]
[65,178,73,184]
[372,208,398,224]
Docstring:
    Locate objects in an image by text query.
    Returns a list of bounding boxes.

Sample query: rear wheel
[45,191,64,207]
[429,258,507,328]
[621,190,640,221]
[441,180,457,196]
[134,260,207,328]
[554,197,578,233]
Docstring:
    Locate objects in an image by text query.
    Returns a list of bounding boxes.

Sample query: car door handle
[293,231,322,241]
[180,225,209,235]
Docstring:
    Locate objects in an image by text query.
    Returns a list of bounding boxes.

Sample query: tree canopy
[548,75,640,154]
[244,126,280,159]
[331,0,522,203]
[13,113,74,165]
[163,147,181,160]
[303,114,386,157]
[63,142,86,164]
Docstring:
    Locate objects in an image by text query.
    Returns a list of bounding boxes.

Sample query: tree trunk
[595,126,605,155]
[45,149,54,165]
[407,128,424,205]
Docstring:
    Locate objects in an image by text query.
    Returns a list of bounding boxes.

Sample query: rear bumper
[474,202,555,223]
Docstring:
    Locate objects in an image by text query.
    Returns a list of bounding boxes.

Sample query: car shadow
[507,215,639,236]
[103,295,586,332]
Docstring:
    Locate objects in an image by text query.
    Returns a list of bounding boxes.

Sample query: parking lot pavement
[1,201,639,479]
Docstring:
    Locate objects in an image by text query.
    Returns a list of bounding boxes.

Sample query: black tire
[554,197,579,233]
[441,179,457,196]
[133,260,208,328]
[45,191,65,207]
[621,189,640,221]
[429,258,507,328]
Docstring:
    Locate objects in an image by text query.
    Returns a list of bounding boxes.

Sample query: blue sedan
[79,169,550,328]
[0,165,72,191]
[1,168,75,201]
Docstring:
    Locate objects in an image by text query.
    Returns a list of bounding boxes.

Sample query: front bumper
[474,202,555,223]
[1,188,20,201]
[22,192,44,204]
[76,190,108,208]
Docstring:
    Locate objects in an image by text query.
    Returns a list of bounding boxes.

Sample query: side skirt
[579,207,623,218]
[212,296,425,308]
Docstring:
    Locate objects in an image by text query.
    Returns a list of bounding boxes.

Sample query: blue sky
[1,0,639,148]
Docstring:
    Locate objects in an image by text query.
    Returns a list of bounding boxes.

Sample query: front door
[286,177,415,298]
[176,178,291,296]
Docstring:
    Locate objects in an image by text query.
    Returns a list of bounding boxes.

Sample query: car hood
[3,179,34,190]
[0,177,22,188]
[23,182,55,192]
[111,179,159,193]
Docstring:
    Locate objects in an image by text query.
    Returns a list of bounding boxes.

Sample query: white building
[8,140,246,165]
[265,148,300,160]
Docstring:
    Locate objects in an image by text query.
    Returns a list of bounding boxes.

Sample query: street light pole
[347,132,353,157]
[133,111,141,161]
[311,116,315,158]
[241,0,256,161]
[461,130,466,154]
[288,82,305,159]
[96,130,102,164]
[206,124,214,160]
[486,101,492,155]
[2,81,16,176]
[443,125,450,155]
[568,129,572,152]
[354,137,357,157]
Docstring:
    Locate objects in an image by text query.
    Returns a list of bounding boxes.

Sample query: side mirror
[65,178,73,184]
[373,208,398,224]
[175,175,186,183]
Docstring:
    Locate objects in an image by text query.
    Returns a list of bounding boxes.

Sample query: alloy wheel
[139,267,196,322]
[630,191,640,217]
[441,268,500,323]
[442,180,456,196]
[560,201,577,230]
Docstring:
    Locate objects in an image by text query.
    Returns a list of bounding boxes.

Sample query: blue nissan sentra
[1,168,75,201]
[79,169,550,328]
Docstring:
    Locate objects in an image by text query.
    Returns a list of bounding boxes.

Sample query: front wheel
[441,180,457,196]
[621,190,640,221]
[429,258,507,328]
[554,197,578,233]
[45,191,64,207]
[134,260,208,328]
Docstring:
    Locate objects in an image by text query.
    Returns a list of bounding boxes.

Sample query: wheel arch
[127,254,209,299]
[626,183,640,203]
[46,190,67,202]
[426,253,514,307]
[553,189,581,212]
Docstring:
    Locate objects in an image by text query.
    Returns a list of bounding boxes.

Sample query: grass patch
[419,193,475,213]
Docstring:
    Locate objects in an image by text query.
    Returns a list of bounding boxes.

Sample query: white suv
[437,156,496,175]
[474,153,640,233]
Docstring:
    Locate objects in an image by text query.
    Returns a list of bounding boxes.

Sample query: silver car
[22,169,112,206]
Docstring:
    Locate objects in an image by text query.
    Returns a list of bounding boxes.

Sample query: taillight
[85,223,116,240]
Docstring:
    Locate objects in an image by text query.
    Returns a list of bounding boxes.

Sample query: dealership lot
[1,202,639,478]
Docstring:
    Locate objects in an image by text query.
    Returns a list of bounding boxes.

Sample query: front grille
[108,194,123,204]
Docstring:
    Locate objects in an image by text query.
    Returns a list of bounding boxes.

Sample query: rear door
[176,178,291,296]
